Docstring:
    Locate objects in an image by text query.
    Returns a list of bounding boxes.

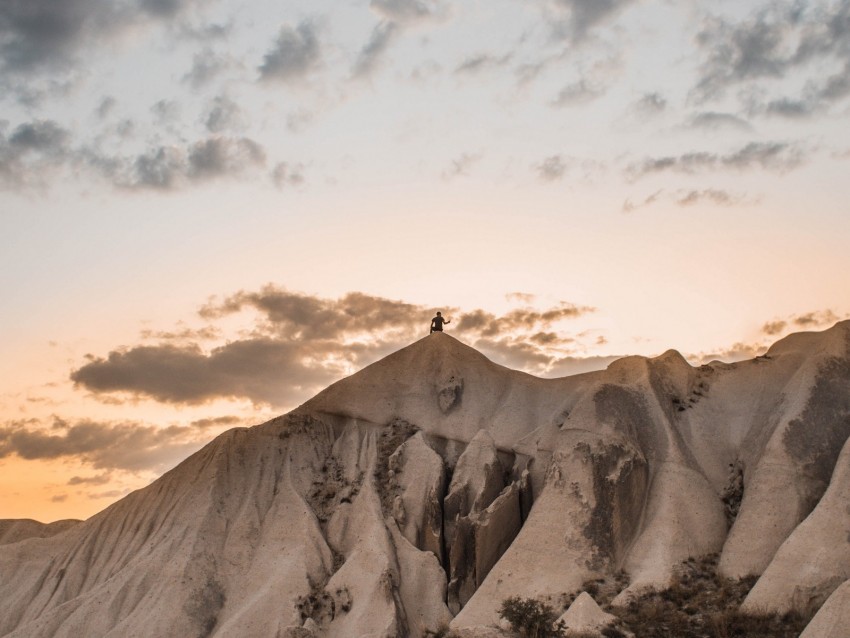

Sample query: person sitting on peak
[430,311,451,334]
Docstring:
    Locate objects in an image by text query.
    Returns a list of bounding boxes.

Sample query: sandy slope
[1,323,849,637]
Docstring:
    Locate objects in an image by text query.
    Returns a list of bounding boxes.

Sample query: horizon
[2,316,846,524]
[3,0,850,521]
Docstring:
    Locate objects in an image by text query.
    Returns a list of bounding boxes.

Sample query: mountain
[1,323,849,637]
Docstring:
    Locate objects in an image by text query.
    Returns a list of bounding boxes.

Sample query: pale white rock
[447,478,524,613]
[0,520,80,546]
[388,431,446,562]
[742,436,850,614]
[799,579,850,638]
[558,592,619,635]
[453,432,647,628]
[0,324,849,638]
[444,429,505,542]
[719,325,850,579]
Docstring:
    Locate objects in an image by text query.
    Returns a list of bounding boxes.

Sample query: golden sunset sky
[2,0,850,521]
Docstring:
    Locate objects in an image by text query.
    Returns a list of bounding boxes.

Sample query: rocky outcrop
[0,519,80,546]
[742,435,850,614]
[799,579,850,638]
[557,592,622,637]
[453,433,647,627]
[388,431,446,562]
[2,324,850,637]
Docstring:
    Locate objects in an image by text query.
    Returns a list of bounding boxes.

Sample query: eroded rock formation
[1,323,850,636]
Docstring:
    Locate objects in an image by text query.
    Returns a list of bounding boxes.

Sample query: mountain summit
[2,324,850,637]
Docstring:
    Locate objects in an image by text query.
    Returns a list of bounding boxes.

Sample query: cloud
[473,337,555,371]
[546,0,639,42]
[689,309,848,364]
[0,0,199,83]
[204,95,243,133]
[0,119,72,189]
[96,96,117,120]
[454,303,596,337]
[189,416,243,429]
[534,155,569,181]
[149,138,261,186]
[138,0,188,19]
[177,19,234,42]
[626,140,805,178]
[0,0,116,75]
[139,325,221,342]
[622,188,752,212]
[441,152,482,179]
[693,5,803,101]
[370,0,445,25]
[71,286,598,407]
[515,61,547,87]
[353,0,446,79]
[632,92,667,117]
[692,342,768,364]
[352,21,399,78]
[674,189,749,207]
[687,112,752,131]
[762,309,844,336]
[0,417,213,473]
[71,340,340,406]
[455,53,512,75]
[793,309,840,327]
[259,21,322,83]
[183,48,235,89]
[102,136,266,190]
[271,162,305,188]
[151,99,181,125]
[552,78,605,106]
[68,472,112,485]
[199,287,426,339]
[762,319,787,336]
[692,2,850,112]
[7,120,70,152]
[0,115,270,193]
[621,189,663,213]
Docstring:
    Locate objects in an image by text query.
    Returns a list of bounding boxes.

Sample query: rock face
[557,592,620,636]
[1,324,850,637]
[799,579,850,638]
[0,519,80,546]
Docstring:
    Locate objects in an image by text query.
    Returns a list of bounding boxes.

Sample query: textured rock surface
[742,435,850,614]
[388,431,446,562]
[0,519,80,546]
[799,579,850,638]
[557,592,620,636]
[1,325,850,637]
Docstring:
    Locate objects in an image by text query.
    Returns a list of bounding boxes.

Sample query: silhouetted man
[430,311,450,334]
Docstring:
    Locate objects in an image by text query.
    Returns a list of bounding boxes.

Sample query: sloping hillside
[2,323,849,637]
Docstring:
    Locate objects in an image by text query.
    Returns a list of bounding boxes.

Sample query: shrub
[610,554,814,637]
[498,596,566,638]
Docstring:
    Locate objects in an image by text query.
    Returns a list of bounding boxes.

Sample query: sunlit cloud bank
[69,284,850,413]
[70,286,600,409]
[1,283,846,519]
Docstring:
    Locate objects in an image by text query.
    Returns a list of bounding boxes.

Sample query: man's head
[436,311,442,316]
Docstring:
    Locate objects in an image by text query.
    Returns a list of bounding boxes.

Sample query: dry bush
[499,596,566,638]
[608,555,814,637]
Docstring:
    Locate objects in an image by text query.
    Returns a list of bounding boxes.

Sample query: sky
[2,0,850,522]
